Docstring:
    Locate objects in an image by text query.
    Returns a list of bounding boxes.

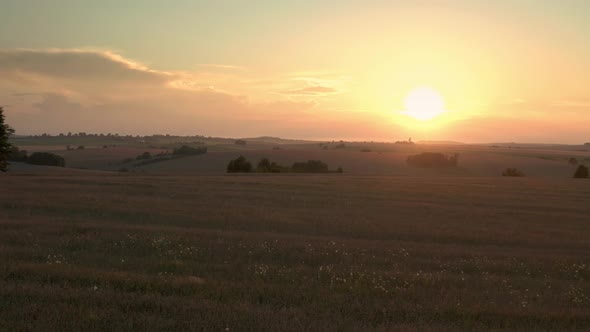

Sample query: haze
[1,0,589,143]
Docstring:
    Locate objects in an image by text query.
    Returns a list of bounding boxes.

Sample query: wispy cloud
[197,64,246,71]
[0,48,336,136]
[281,85,338,95]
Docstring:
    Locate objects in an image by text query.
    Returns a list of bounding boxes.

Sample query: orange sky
[1,1,589,143]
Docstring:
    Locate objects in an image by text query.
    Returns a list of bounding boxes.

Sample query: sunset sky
[1,0,589,143]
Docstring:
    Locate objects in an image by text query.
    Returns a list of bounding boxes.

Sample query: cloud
[0,49,333,136]
[0,48,171,85]
[282,85,338,95]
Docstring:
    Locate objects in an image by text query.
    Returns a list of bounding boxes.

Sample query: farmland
[1,173,589,330]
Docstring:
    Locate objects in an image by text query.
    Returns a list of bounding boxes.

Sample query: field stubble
[0,174,589,331]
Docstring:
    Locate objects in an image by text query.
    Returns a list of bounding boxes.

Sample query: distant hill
[417,140,465,145]
[241,136,316,145]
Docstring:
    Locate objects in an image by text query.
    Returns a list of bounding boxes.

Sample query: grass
[1,174,589,330]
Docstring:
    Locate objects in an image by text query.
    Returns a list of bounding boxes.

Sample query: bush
[235,139,247,146]
[27,152,65,167]
[257,158,272,172]
[173,145,207,156]
[8,146,28,162]
[256,158,289,173]
[502,168,525,177]
[407,153,459,168]
[573,165,589,178]
[292,160,329,173]
[227,156,252,173]
[136,152,152,160]
[568,157,578,165]
[77,145,85,150]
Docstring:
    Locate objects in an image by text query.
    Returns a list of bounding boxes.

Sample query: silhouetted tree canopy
[407,152,459,168]
[257,158,272,172]
[234,139,247,146]
[8,146,28,162]
[27,152,65,167]
[137,152,152,160]
[292,160,329,173]
[173,145,207,156]
[573,165,589,178]
[0,106,14,172]
[227,156,252,173]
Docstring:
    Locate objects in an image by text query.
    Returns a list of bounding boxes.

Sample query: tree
[8,146,28,162]
[291,160,329,173]
[407,152,459,168]
[568,157,578,166]
[137,152,152,160]
[0,107,14,172]
[27,152,65,167]
[573,165,589,178]
[257,158,272,172]
[172,145,207,156]
[227,156,252,173]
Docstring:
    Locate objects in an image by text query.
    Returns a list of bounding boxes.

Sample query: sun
[402,87,447,121]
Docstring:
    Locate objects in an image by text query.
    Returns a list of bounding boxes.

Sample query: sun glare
[402,87,447,121]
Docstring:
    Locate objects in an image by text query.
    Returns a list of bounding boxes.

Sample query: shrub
[227,156,252,173]
[573,165,589,178]
[173,145,207,156]
[292,160,329,173]
[27,152,65,167]
[407,152,459,168]
[235,139,247,146]
[502,168,525,177]
[568,157,578,165]
[136,152,152,160]
[257,158,272,172]
[77,145,85,150]
[8,146,28,162]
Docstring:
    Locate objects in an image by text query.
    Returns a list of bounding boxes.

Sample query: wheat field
[1,173,589,330]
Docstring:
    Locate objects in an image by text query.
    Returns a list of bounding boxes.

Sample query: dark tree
[568,157,578,166]
[27,152,66,167]
[291,160,329,173]
[173,145,207,156]
[8,146,28,162]
[0,107,14,172]
[257,158,272,172]
[137,152,152,160]
[235,139,247,146]
[407,152,459,168]
[227,156,252,173]
[573,165,589,178]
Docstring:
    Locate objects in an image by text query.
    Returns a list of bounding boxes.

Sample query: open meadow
[1,172,589,331]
